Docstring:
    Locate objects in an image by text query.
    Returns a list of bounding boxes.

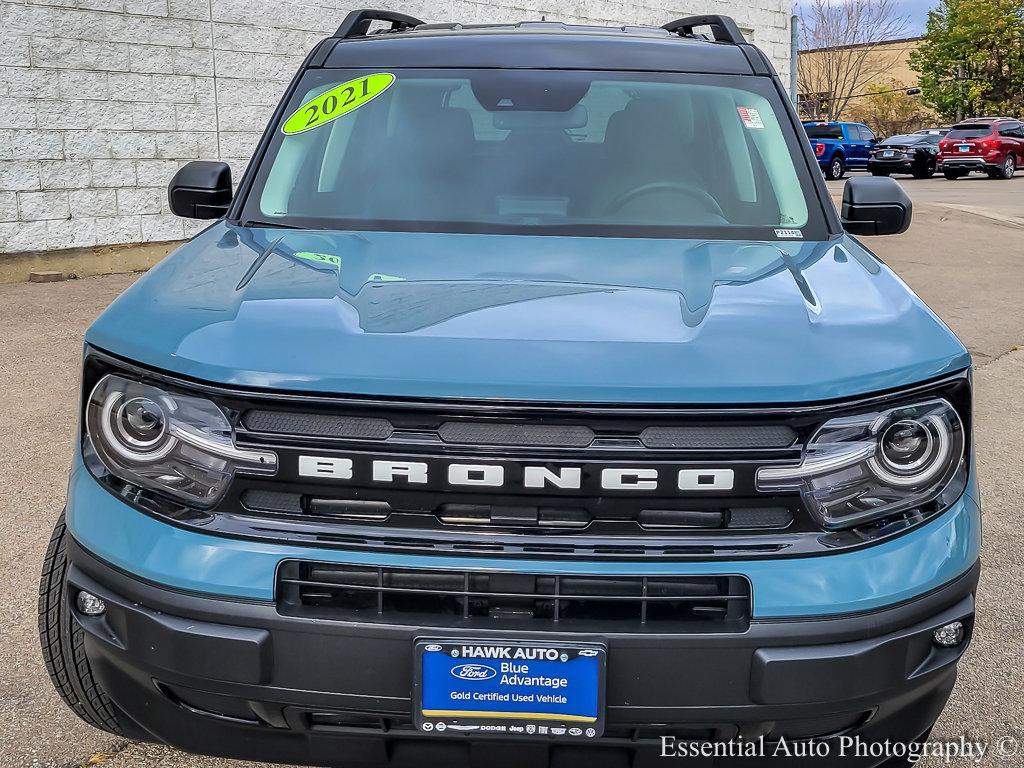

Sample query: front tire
[38,512,123,735]
[824,155,845,180]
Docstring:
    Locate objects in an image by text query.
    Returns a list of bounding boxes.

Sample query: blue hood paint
[86,222,969,403]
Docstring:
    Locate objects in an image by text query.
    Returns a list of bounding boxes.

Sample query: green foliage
[846,81,934,136]
[910,0,1024,120]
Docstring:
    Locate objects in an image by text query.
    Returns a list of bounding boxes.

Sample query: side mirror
[168,161,232,219]
[841,176,912,236]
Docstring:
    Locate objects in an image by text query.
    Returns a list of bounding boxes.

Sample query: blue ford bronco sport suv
[39,10,980,768]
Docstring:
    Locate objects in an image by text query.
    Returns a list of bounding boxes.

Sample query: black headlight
[757,397,966,530]
[85,373,277,507]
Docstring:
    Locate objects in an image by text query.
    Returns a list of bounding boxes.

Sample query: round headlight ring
[867,413,952,488]
[99,391,177,463]
[114,396,168,448]
[878,418,934,474]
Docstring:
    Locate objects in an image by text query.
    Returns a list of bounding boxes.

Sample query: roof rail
[334,9,424,39]
[662,15,745,45]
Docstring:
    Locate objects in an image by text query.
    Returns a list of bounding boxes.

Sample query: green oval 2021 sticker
[282,73,395,135]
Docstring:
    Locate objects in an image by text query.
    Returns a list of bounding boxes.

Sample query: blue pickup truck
[804,121,877,179]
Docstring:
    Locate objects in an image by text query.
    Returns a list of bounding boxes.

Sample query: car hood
[86,222,970,404]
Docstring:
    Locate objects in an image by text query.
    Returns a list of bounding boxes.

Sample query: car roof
[957,117,1015,124]
[318,22,761,75]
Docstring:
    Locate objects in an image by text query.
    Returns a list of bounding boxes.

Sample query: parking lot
[1,173,1022,767]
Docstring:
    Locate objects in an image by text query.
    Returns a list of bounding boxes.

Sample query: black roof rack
[662,15,745,44]
[334,9,424,39]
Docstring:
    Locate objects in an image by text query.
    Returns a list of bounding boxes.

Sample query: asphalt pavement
[1,175,1022,766]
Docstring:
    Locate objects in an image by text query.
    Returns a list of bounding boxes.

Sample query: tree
[845,81,934,136]
[910,0,1024,120]
[797,0,910,121]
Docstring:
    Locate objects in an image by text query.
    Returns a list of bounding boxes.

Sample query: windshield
[803,124,844,139]
[946,125,991,139]
[240,69,824,240]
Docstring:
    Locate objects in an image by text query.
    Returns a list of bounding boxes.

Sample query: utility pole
[955,64,967,122]
[790,15,800,106]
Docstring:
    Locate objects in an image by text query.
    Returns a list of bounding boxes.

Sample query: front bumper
[69,538,978,767]
[64,440,983,765]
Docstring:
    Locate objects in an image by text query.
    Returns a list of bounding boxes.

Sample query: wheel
[824,155,845,180]
[943,170,965,180]
[38,512,123,735]
[997,154,1016,179]
[870,169,891,177]
[912,160,936,179]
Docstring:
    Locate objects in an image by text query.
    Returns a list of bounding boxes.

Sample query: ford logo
[451,663,497,681]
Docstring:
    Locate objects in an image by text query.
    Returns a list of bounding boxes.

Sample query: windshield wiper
[241,219,304,230]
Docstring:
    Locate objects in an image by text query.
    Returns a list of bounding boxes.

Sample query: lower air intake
[277,561,751,633]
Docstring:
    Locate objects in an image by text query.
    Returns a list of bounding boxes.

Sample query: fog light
[76,591,106,616]
[932,621,964,647]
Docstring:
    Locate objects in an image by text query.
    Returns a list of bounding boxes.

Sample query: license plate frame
[414,639,606,740]
[958,144,972,153]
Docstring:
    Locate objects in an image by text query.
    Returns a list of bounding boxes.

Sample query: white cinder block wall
[0,0,793,255]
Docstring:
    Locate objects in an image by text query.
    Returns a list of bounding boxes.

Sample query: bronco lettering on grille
[297,456,734,492]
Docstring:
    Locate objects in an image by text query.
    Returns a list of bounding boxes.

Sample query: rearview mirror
[840,176,912,236]
[168,161,232,219]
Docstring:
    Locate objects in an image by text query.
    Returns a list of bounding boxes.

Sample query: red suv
[938,117,1024,179]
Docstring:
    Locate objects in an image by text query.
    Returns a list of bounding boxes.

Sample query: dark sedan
[868,133,941,178]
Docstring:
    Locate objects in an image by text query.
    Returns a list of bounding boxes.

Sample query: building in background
[798,36,937,136]
[0,1,794,270]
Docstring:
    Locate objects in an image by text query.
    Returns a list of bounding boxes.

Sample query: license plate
[882,150,895,158]
[958,144,972,152]
[415,640,606,739]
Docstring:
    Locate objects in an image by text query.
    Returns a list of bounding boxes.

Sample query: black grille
[243,410,393,440]
[241,489,794,534]
[277,561,751,632]
[238,406,806,451]
[438,421,594,447]
[640,425,796,449]
[242,489,303,514]
[225,388,822,558]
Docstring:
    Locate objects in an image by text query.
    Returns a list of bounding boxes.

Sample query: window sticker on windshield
[775,229,803,239]
[737,106,765,129]
[282,73,396,135]
[293,251,341,267]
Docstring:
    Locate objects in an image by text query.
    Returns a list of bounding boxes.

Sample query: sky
[796,0,936,37]
[894,0,937,34]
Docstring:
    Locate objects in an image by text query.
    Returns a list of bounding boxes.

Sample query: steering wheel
[604,181,726,220]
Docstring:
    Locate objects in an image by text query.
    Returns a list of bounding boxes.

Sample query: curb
[0,241,182,284]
